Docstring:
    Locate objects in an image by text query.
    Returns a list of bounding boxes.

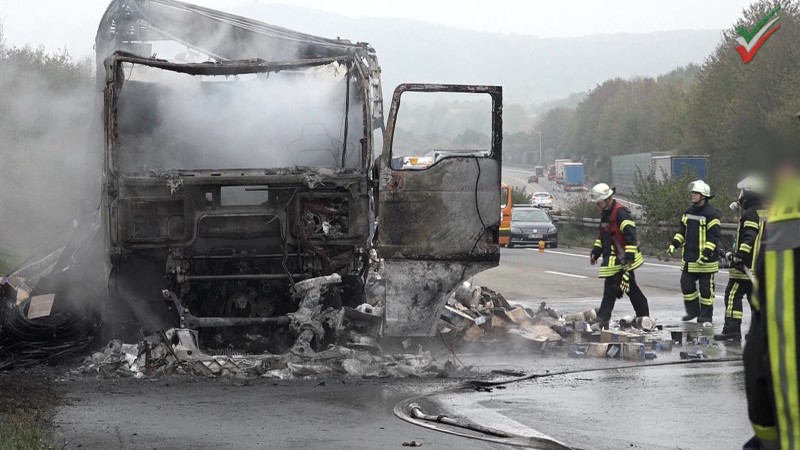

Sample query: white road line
[545,270,588,279]
[532,249,584,258]
[529,248,701,271]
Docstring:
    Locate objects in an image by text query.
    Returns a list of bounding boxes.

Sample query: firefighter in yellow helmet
[668,180,721,323]
[743,169,800,450]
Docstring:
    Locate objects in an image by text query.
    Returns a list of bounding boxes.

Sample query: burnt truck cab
[97,0,501,346]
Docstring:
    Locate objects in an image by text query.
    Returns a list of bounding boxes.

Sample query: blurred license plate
[530,234,542,239]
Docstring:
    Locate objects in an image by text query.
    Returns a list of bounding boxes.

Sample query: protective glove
[589,253,598,265]
[619,272,631,295]
[731,252,745,271]
[667,245,675,256]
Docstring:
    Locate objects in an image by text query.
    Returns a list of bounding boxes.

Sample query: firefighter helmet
[589,183,615,202]
[689,180,714,199]
[737,175,767,199]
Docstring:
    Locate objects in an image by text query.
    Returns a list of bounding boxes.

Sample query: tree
[511,186,532,205]
[0,24,95,255]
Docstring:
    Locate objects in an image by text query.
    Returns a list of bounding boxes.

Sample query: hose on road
[464,355,743,389]
[395,356,742,449]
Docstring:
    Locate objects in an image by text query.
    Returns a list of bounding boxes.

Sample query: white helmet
[737,175,767,198]
[589,183,615,202]
[689,180,714,199]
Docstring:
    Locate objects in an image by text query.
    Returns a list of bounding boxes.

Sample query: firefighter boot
[682,300,700,322]
[590,318,609,331]
[697,303,713,324]
[714,321,742,341]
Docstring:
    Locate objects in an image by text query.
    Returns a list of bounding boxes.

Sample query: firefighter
[714,175,768,341]
[668,180,721,323]
[743,172,800,450]
[588,183,649,330]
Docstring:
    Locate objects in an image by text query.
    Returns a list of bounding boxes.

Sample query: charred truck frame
[95,0,502,348]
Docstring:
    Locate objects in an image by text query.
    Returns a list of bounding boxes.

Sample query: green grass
[0,253,14,274]
[557,223,596,249]
[0,371,56,450]
[0,415,52,450]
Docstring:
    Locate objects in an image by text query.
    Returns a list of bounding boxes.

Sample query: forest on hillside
[520,0,800,197]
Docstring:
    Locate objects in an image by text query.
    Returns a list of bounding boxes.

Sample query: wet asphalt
[49,169,753,449]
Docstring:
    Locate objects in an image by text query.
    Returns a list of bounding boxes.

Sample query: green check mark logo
[735,6,781,64]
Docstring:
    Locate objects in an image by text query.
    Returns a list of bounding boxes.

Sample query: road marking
[525,248,733,277]
[545,270,588,279]
[530,248,690,271]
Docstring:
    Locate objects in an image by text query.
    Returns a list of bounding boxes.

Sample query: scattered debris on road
[438,282,719,361]
[75,274,464,379]
[77,327,449,379]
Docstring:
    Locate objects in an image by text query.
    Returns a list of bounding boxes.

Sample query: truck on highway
[652,155,708,183]
[563,162,585,191]
[554,159,571,184]
[547,164,556,181]
[0,0,503,351]
[612,153,709,196]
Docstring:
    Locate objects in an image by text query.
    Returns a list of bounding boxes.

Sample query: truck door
[376,84,502,336]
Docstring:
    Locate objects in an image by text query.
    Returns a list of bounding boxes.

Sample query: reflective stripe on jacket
[730,201,768,281]
[671,202,721,273]
[746,176,800,449]
[591,200,643,278]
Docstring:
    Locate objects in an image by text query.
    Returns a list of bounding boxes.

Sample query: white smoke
[115,61,364,173]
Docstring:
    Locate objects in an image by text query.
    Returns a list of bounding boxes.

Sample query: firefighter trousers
[598,270,649,321]
[722,278,752,331]
[680,271,715,320]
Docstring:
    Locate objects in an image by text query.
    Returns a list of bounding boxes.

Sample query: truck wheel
[507,243,515,248]
[550,243,558,249]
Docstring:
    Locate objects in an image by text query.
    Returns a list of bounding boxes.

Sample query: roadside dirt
[0,364,65,449]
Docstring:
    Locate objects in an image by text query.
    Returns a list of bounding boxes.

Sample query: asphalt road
[52,377,507,450]
[49,168,752,450]
[452,246,751,449]
[51,245,751,450]
[475,246,737,315]
[503,166,642,216]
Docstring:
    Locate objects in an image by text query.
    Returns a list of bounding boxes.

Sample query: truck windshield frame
[105,53,370,177]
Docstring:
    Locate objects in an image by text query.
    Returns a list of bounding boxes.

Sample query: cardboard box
[600,329,647,344]
[587,343,609,357]
[506,306,531,324]
[600,330,630,343]
[462,324,484,342]
[622,342,645,360]
[441,305,477,331]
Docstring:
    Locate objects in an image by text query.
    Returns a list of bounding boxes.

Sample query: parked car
[528,175,538,183]
[508,206,558,248]
[531,192,554,209]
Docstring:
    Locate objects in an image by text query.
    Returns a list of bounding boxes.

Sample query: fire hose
[395,356,742,449]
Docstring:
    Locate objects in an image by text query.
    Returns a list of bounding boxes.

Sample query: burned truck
[93,0,502,348]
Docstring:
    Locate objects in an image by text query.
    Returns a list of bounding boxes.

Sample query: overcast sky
[2,0,756,58]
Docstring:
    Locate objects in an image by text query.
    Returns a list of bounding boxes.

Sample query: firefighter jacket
[671,201,721,273]
[730,198,768,281]
[743,176,800,449]
[591,200,643,278]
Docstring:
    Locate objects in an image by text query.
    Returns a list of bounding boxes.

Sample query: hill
[235,4,723,107]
